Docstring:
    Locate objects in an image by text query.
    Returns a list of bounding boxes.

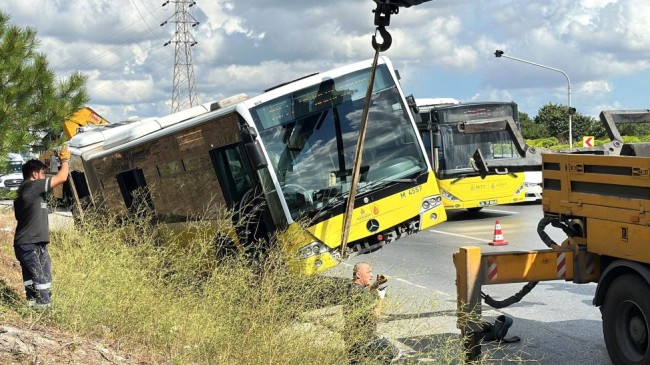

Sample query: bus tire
[602,274,650,365]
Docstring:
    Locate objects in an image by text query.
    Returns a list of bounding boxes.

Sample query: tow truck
[454,109,650,364]
[344,3,649,363]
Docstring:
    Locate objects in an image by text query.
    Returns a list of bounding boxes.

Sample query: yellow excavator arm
[62,107,109,140]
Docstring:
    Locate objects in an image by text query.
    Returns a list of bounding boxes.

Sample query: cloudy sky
[5,0,649,123]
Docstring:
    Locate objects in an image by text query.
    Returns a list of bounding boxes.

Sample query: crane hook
[372,25,392,52]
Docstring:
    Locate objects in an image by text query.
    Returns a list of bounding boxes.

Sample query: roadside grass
[0,204,533,364]
[43,209,346,364]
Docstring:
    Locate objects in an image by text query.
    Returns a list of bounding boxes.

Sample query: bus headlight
[441,189,460,202]
[297,242,329,259]
[420,195,442,213]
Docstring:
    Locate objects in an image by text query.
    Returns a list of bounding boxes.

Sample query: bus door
[209,143,273,246]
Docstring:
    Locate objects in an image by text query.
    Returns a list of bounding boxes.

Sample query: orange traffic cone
[489,219,508,246]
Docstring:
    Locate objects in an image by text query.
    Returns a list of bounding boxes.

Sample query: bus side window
[70,171,90,201]
[67,170,93,212]
[209,144,254,208]
[115,168,154,216]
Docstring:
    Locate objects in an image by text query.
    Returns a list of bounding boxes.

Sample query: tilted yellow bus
[66,57,447,273]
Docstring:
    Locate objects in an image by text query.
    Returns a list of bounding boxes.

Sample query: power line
[86,41,167,87]
[87,51,175,96]
[57,4,166,77]
[131,0,157,33]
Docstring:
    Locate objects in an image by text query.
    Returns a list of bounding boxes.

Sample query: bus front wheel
[602,274,650,365]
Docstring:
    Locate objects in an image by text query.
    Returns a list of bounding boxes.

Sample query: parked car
[0,153,24,191]
[524,170,542,202]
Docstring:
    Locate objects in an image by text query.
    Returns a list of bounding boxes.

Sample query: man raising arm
[13,144,70,309]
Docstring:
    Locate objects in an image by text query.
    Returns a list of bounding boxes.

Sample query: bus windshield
[436,104,519,179]
[251,65,427,220]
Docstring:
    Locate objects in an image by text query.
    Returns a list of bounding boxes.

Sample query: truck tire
[603,274,650,365]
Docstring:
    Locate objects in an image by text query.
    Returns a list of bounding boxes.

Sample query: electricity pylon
[161,0,199,112]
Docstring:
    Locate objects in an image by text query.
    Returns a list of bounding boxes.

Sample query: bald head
[353,262,373,287]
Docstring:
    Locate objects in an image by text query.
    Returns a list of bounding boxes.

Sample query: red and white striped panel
[487,256,498,282]
[557,252,567,279]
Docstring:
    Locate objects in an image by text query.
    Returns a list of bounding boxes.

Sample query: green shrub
[526,137,558,148]
[0,189,17,200]
[622,135,642,143]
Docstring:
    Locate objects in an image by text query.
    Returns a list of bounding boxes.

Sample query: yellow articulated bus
[67,57,447,274]
[415,100,526,212]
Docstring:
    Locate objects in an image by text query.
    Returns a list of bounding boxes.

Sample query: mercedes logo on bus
[366,219,380,233]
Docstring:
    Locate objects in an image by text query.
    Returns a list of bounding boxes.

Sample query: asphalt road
[328,202,612,364]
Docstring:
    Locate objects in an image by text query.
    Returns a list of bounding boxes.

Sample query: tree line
[520,103,650,147]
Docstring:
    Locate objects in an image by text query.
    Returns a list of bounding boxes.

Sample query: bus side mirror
[406,94,419,114]
[244,141,268,170]
[471,149,488,179]
[241,125,258,142]
[240,125,267,170]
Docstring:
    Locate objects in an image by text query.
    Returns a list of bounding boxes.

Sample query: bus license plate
[479,200,497,207]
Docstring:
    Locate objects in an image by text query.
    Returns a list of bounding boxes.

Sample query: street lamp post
[494,50,574,148]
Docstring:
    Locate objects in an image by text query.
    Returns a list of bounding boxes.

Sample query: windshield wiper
[389,178,416,183]
[358,171,423,193]
[451,173,476,184]
[451,174,470,185]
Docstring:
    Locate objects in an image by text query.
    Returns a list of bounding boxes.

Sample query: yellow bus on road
[416,100,526,212]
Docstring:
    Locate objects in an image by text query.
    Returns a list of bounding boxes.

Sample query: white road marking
[428,229,486,242]
[482,208,519,214]
[393,277,428,290]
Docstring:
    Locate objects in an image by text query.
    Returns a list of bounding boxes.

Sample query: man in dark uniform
[13,145,70,309]
[344,262,401,364]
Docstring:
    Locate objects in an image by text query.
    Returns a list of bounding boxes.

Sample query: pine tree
[0,10,88,159]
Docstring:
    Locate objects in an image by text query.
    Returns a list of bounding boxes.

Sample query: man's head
[22,159,47,181]
[353,262,374,287]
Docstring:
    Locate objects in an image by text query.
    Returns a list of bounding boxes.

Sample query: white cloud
[581,80,611,94]
[580,0,618,8]
[1,0,647,122]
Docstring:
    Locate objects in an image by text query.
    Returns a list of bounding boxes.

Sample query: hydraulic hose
[537,215,578,248]
[482,216,580,309]
[481,281,538,309]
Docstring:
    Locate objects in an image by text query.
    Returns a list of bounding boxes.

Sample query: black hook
[372,26,392,52]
